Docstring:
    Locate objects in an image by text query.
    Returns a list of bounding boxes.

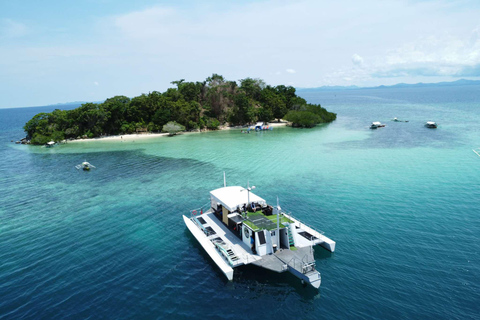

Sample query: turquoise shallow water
[0,85,479,319]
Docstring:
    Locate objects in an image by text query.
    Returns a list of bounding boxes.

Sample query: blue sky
[1,0,480,108]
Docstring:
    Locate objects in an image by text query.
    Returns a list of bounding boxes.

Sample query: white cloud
[104,1,480,87]
[94,81,99,86]
[352,54,364,66]
[0,19,28,39]
[2,0,480,107]
[373,28,480,77]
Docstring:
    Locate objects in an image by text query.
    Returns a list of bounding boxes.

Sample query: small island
[23,74,336,145]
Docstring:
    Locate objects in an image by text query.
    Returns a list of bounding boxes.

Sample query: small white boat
[75,161,96,171]
[370,121,385,129]
[183,177,335,289]
[45,141,55,148]
[425,121,437,128]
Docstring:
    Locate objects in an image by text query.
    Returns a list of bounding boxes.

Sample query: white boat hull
[183,215,234,281]
[283,213,336,252]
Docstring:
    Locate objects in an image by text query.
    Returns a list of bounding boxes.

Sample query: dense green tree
[260,86,287,121]
[23,74,336,144]
[284,110,320,127]
[239,78,265,101]
[24,113,49,139]
[103,96,130,134]
[229,92,255,125]
[285,103,337,127]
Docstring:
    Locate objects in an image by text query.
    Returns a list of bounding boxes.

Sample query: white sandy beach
[68,122,287,143]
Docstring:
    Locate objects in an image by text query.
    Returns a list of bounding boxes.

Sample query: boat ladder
[286,225,295,247]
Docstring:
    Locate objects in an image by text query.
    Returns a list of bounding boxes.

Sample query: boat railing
[189,201,211,217]
[282,211,325,235]
[287,254,316,274]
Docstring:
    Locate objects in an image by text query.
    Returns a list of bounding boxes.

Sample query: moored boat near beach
[183,181,335,289]
[425,121,438,128]
[370,121,385,129]
[249,122,273,131]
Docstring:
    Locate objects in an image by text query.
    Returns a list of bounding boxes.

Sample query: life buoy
[192,210,197,216]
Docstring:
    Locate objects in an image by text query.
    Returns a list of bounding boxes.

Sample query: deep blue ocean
[0,85,479,319]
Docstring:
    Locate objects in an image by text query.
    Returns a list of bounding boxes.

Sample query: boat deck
[195,212,261,266]
[251,246,314,273]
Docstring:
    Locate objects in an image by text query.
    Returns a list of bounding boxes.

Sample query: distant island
[296,78,480,91]
[23,74,336,145]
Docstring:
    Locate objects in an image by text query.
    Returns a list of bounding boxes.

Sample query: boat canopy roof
[426,121,436,125]
[210,186,267,212]
[372,121,382,125]
[47,141,55,145]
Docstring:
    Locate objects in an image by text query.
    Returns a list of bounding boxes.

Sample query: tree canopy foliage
[24,74,336,144]
[284,104,338,128]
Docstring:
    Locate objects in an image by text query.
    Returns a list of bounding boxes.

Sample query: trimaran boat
[75,161,96,171]
[183,175,335,289]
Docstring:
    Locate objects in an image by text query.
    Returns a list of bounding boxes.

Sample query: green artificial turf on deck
[243,211,294,231]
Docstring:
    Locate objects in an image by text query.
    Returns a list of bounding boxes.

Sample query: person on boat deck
[251,202,256,212]
[250,235,255,253]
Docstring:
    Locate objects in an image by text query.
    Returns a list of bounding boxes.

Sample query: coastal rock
[18,137,31,144]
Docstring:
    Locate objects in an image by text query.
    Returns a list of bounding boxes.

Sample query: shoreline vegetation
[22,74,336,145]
[67,122,289,143]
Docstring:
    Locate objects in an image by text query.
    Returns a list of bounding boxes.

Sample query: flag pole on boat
[276,197,280,251]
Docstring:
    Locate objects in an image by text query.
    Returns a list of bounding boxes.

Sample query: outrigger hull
[283,213,336,253]
[183,215,234,280]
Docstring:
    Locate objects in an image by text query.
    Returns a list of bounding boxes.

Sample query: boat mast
[246,180,255,208]
[276,197,280,250]
[223,171,226,187]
